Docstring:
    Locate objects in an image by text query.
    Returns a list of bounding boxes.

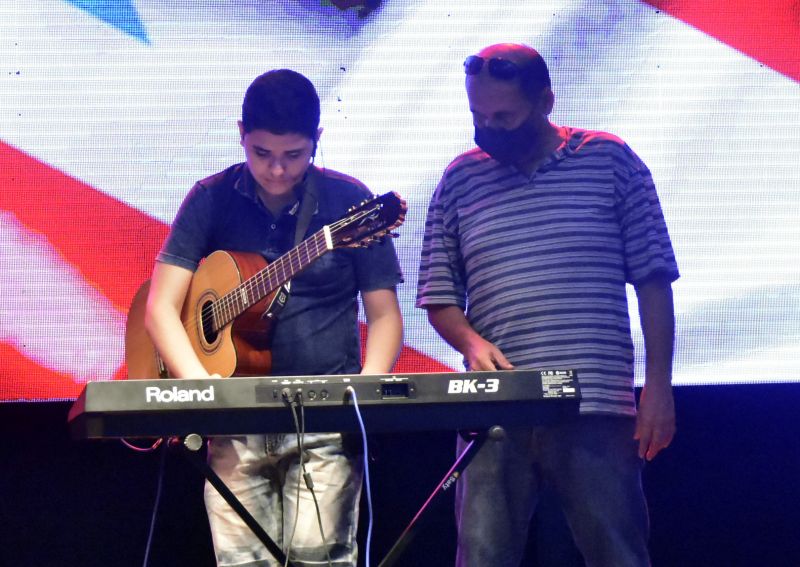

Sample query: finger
[646,439,666,461]
[649,429,675,460]
[492,350,514,370]
[638,438,649,460]
[469,355,496,371]
[636,427,652,460]
[645,432,662,460]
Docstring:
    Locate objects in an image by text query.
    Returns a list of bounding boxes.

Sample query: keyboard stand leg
[169,435,297,567]
[377,425,505,567]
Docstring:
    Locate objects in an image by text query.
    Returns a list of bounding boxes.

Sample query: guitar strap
[262,166,321,321]
[293,165,320,247]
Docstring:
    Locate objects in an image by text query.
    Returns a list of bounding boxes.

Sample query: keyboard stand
[169,435,296,567]
[378,426,506,567]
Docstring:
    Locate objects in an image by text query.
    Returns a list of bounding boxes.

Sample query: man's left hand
[634,383,676,461]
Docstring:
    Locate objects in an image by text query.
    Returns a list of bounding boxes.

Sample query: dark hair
[241,69,320,140]
[517,50,551,101]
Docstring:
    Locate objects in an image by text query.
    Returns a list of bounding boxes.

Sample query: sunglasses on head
[463,55,523,80]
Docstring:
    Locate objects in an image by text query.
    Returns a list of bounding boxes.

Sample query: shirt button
[270,223,276,230]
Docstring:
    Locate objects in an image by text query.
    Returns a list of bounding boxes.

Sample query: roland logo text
[145,385,215,403]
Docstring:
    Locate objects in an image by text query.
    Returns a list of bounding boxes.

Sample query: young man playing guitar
[143,69,403,567]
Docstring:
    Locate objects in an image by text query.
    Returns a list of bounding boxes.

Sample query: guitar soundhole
[201,300,219,345]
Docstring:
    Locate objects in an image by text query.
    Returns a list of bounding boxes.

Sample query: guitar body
[126,250,277,379]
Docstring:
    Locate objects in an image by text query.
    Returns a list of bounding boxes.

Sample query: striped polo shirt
[416,126,679,416]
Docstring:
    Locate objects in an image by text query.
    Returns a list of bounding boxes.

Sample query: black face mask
[474,118,538,165]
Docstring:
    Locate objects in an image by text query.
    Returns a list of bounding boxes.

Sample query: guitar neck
[212,227,332,330]
[205,191,403,333]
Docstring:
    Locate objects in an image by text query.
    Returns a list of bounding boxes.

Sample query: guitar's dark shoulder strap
[294,166,321,246]
[262,167,322,323]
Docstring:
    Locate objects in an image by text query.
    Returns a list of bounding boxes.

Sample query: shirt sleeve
[616,146,680,286]
[353,234,404,292]
[156,182,216,272]
[416,174,468,310]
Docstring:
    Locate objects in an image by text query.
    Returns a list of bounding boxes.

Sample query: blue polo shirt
[158,163,403,377]
[417,127,679,416]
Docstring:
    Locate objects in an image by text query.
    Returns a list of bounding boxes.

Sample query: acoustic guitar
[125,191,405,379]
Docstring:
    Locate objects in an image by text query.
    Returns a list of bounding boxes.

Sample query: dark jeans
[455,416,650,567]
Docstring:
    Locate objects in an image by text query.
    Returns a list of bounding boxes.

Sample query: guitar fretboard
[209,228,331,330]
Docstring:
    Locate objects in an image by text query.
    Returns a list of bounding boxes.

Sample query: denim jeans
[204,432,362,567]
[455,416,650,567]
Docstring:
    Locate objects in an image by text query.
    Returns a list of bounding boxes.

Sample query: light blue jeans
[455,416,650,567]
[204,432,362,567]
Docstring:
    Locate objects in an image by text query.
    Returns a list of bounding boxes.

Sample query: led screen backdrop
[1,0,799,401]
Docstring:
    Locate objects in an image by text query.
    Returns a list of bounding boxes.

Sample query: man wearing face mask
[416,43,680,566]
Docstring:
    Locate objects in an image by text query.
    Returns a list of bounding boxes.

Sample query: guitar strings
[180,232,326,336]
[205,233,327,328]
[177,204,382,338]
[202,210,356,327]
[207,201,393,325]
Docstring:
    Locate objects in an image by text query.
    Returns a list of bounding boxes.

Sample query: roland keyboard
[68,369,579,439]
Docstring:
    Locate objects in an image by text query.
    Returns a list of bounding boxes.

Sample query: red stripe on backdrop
[644,0,800,82]
[360,323,456,374]
[1,141,166,399]
[0,343,88,400]
[394,343,455,374]
[0,141,169,313]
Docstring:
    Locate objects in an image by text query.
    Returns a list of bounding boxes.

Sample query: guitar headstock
[329,191,406,249]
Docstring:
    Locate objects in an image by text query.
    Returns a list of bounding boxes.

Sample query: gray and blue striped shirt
[416,127,679,415]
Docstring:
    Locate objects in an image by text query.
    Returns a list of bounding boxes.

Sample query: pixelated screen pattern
[1,0,799,400]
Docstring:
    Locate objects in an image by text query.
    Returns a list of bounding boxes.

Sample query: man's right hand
[425,305,514,371]
[464,334,514,371]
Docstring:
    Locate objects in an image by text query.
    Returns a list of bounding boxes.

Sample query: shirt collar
[233,163,317,217]
[542,125,575,166]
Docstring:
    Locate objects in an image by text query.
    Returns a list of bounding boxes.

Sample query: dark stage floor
[2,383,799,567]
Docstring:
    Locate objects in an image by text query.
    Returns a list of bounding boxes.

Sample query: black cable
[117,437,164,567]
[282,389,303,567]
[282,389,332,567]
[298,400,332,567]
[141,440,168,567]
